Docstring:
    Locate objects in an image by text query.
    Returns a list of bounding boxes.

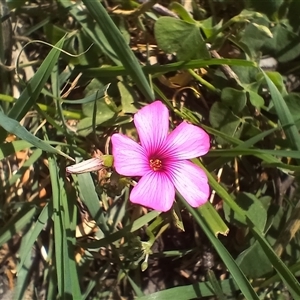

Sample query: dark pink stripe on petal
[111,133,149,177]
[166,160,210,207]
[163,121,210,160]
[130,171,175,211]
[134,101,169,155]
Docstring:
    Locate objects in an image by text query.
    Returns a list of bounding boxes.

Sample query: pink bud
[66,157,103,174]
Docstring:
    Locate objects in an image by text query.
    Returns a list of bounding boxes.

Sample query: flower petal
[134,101,169,155]
[166,160,210,207]
[162,121,210,159]
[111,133,150,176]
[130,171,175,212]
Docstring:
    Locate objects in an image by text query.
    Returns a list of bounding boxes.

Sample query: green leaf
[284,93,300,129]
[238,19,270,58]
[83,210,161,249]
[76,58,257,78]
[76,172,110,235]
[198,202,229,236]
[17,204,51,272]
[236,241,273,278]
[261,69,300,152]
[81,0,154,101]
[262,23,300,63]
[252,23,273,38]
[154,17,210,61]
[0,140,32,160]
[287,0,300,31]
[168,2,196,24]
[178,193,260,300]
[7,36,65,122]
[49,155,81,298]
[207,148,300,160]
[195,159,300,298]
[0,206,37,247]
[77,96,117,135]
[264,71,287,96]
[246,89,264,108]
[0,111,74,161]
[59,0,120,65]
[136,278,239,299]
[209,102,242,144]
[247,0,283,17]
[221,87,247,113]
[14,225,36,300]
[223,192,267,233]
[118,81,139,114]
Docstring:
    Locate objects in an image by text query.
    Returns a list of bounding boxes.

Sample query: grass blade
[49,155,81,298]
[196,160,300,298]
[82,0,154,101]
[136,278,238,299]
[178,193,259,300]
[0,206,37,247]
[8,36,65,122]
[261,69,300,151]
[0,111,74,161]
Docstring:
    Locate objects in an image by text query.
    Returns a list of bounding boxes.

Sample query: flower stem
[188,69,221,94]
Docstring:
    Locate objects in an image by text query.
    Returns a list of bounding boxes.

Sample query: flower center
[150,158,162,171]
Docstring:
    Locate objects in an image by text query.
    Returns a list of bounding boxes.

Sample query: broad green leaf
[154,17,210,61]
[221,87,247,113]
[247,89,264,107]
[82,98,116,117]
[118,81,139,114]
[284,93,300,129]
[61,87,109,105]
[209,102,242,144]
[265,71,287,96]
[247,0,283,17]
[252,23,273,38]
[236,241,273,278]
[287,0,300,31]
[223,192,268,233]
[77,116,116,136]
[262,23,300,63]
[199,16,223,39]
[239,21,270,58]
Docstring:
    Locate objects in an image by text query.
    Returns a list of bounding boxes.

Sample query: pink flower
[111,101,210,212]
